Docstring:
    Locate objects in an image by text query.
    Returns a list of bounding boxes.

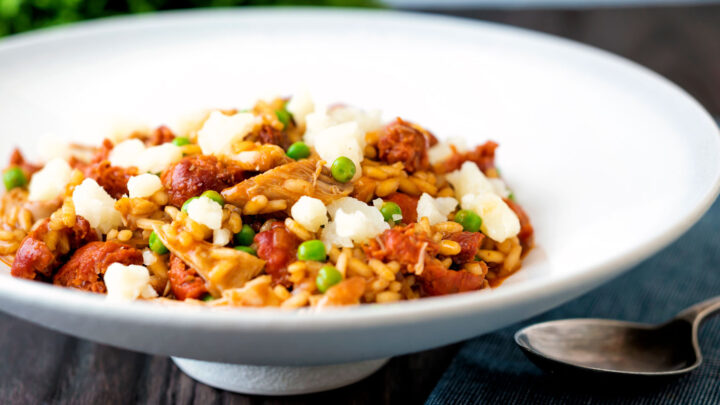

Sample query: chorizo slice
[377,118,431,173]
[254,222,300,287]
[10,216,98,280]
[53,241,143,293]
[168,254,208,300]
[161,155,245,207]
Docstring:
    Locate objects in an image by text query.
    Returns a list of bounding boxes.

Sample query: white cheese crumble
[36,134,72,162]
[309,121,364,179]
[322,197,389,248]
[197,111,258,156]
[291,196,328,232]
[328,106,382,134]
[28,158,72,202]
[109,139,182,174]
[286,91,314,127]
[489,178,512,199]
[446,161,495,200]
[186,196,223,230]
[72,178,122,233]
[213,228,232,246]
[104,263,158,301]
[109,139,145,168]
[461,193,520,242]
[427,138,468,165]
[127,173,163,199]
[416,193,458,225]
[142,249,157,266]
[142,143,183,174]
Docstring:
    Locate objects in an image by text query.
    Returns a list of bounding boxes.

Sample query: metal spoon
[514,296,720,377]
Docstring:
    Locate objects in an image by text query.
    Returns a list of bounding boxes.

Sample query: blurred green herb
[0,0,381,36]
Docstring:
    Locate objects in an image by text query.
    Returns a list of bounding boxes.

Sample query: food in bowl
[0,94,533,308]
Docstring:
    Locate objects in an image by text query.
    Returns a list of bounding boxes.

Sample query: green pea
[331,156,356,183]
[181,197,198,213]
[275,107,292,128]
[380,202,402,223]
[201,190,224,206]
[297,240,326,262]
[148,231,169,255]
[316,265,343,293]
[286,141,311,160]
[508,192,515,201]
[172,137,190,146]
[235,246,257,256]
[234,224,256,246]
[3,166,27,191]
[201,294,215,302]
[453,209,482,233]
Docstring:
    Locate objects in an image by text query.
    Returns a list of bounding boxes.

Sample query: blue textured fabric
[426,186,720,404]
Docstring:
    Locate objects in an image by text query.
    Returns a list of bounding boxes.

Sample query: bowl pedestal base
[172,357,389,395]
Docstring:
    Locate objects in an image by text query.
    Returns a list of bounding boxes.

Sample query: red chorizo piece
[441,141,498,174]
[53,241,143,293]
[444,232,484,265]
[377,118,431,173]
[419,259,486,296]
[365,225,438,272]
[168,254,208,300]
[146,125,175,146]
[8,148,41,179]
[90,139,115,164]
[384,193,419,224]
[81,160,137,199]
[254,222,300,287]
[161,155,245,207]
[256,124,290,149]
[11,216,97,280]
[504,198,534,250]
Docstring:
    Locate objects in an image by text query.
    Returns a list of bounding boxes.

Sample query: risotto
[0,94,533,309]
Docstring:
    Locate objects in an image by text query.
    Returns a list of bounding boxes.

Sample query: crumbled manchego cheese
[72,178,122,233]
[185,196,223,230]
[291,196,328,232]
[445,161,495,200]
[197,111,258,156]
[286,91,314,127]
[142,249,157,266]
[488,178,511,199]
[28,158,73,201]
[416,193,458,225]
[427,137,469,165]
[308,121,365,179]
[104,263,158,301]
[127,173,163,199]
[213,228,232,246]
[109,139,182,174]
[322,197,389,248]
[461,193,520,242]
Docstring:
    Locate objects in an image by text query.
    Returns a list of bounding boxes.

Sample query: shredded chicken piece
[227,143,293,172]
[152,223,265,297]
[222,158,353,209]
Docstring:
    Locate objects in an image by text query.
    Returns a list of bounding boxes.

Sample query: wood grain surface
[1,5,718,404]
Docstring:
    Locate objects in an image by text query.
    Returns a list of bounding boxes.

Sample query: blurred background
[1,0,719,36]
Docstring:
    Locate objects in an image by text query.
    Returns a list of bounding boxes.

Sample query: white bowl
[0,9,718,394]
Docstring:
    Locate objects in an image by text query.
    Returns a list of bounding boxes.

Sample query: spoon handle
[676,295,720,324]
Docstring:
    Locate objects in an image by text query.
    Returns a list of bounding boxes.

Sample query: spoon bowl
[515,296,720,377]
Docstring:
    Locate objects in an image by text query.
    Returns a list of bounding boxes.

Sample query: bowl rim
[0,8,718,331]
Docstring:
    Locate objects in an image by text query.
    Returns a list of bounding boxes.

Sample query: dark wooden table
[3,5,719,404]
